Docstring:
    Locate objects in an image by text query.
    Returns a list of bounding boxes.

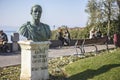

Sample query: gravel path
[0,44,115,67]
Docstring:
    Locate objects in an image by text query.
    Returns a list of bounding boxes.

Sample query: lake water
[5,31,26,43]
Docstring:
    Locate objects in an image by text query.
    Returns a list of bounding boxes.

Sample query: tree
[85,0,119,37]
[117,0,120,12]
[85,0,99,26]
[102,0,118,37]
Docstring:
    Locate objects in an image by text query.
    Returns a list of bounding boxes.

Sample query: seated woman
[64,27,71,46]
[56,28,65,47]
[0,30,8,52]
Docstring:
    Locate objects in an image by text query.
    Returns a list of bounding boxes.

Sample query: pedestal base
[19,41,50,80]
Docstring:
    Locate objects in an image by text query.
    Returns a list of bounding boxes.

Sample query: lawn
[64,49,120,80]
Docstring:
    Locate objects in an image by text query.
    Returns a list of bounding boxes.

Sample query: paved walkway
[0,44,115,67]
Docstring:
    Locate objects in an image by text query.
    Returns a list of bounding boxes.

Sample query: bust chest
[30,24,48,41]
[32,24,46,35]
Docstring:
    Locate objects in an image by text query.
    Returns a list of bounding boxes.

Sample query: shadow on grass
[68,64,120,80]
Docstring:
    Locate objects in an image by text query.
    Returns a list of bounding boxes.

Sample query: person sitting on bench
[0,30,8,52]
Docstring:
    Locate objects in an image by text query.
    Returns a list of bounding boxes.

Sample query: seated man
[0,30,8,52]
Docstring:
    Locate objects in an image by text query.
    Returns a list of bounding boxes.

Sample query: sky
[0,0,88,31]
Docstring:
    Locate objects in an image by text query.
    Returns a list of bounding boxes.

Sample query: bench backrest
[75,37,107,46]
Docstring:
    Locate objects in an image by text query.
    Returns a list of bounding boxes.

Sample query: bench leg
[81,46,85,54]
[106,43,109,51]
[75,46,83,56]
[94,45,98,53]
[82,45,98,54]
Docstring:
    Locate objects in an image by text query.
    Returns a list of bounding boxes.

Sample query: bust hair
[31,4,42,14]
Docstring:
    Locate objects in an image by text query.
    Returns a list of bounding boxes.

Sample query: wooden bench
[75,37,108,55]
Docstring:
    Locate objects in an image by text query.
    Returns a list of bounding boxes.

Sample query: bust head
[31,5,42,20]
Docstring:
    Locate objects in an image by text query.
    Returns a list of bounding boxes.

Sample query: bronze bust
[19,5,51,42]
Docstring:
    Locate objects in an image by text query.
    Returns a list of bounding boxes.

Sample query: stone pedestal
[19,40,50,80]
[12,42,19,52]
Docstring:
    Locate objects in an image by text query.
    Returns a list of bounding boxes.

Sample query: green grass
[64,49,120,80]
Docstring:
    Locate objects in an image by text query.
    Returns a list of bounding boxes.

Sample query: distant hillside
[51,27,86,40]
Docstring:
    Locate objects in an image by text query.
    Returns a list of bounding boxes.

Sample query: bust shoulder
[40,22,51,38]
[40,22,49,27]
[19,21,31,30]
[18,21,32,37]
[22,21,31,27]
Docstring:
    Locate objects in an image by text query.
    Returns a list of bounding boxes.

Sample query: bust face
[31,6,41,20]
